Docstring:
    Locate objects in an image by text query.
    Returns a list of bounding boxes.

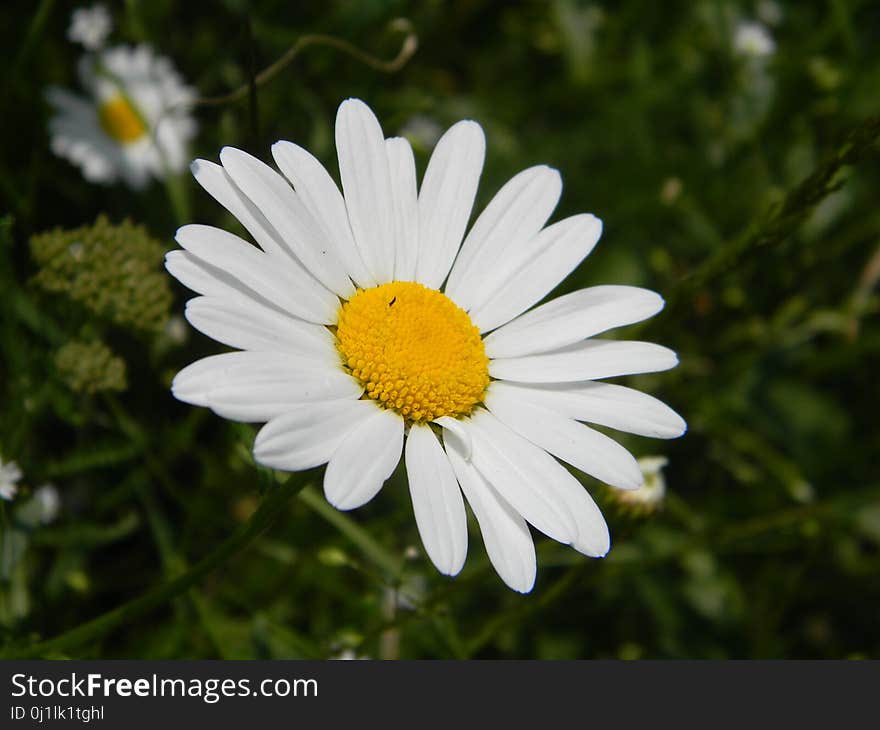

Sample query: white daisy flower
[68,4,112,51]
[46,44,197,190]
[733,20,776,59]
[0,457,23,501]
[166,98,685,593]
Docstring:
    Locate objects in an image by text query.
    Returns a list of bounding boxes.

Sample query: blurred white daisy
[34,484,62,524]
[68,4,112,51]
[329,649,370,660]
[614,456,668,513]
[46,44,197,189]
[399,114,443,150]
[164,314,189,345]
[733,20,776,59]
[0,457,23,501]
[166,98,685,592]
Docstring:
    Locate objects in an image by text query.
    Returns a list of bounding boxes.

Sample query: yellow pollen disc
[98,95,147,143]
[336,282,490,422]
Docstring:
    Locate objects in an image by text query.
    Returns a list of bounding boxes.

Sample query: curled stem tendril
[195,18,418,109]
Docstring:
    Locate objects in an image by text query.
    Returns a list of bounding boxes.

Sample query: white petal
[253,399,378,471]
[324,407,404,510]
[404,424,468,575]
[165,250,220,296]
[465,410,576,544]
[184,296,336,355]
[483,286,665,359]
[484,383,644,490]
[489,380,687,439]
[172,351,361,422]
[46,86,94,118]
[172,225,339,324]
[433,416,472,461]
[469,410,609,556]
[219,146,354,297]
[206,381,361,422]
[385,137,420,282]
[416,120,485,289]
[489,339,679,383]
[445,165,561,311]
[190,159,289,259]
[335,98,396,284]
[166,250,302,319]
[171,352,297,407]
[443,427,536,593]
[270,141,374,288]
[470,214,603,332]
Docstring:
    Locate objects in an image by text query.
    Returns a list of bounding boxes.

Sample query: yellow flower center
[98,95,147,143]
[336,282,489,422]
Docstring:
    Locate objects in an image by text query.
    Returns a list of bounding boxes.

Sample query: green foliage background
[1,0,879,659]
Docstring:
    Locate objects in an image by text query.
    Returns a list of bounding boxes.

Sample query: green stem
[193,20,418,109]
[12,0,54,76]
[465,567,581,657]
[164,173,191,226]
[298,485,403,579]
[0,481,303,659]
[669,115,880,308]
[135,481,231,657]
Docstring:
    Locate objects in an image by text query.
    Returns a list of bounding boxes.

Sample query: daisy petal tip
[453,118,486,139]
[579,533,611,559]
[218,145,248,167]
[324,492,359,513]
[337,97,372,119]
[250,438,266,461]
[169,377,203,407]
[173,224,207,250]
[251,442,283,473]
[597,528,612,557]
[497,559,537,593]
[510,575,537,594]
[649,344,681,372]
[436,555,466,578]
[173,224,191,243]
[605,465,645,491]
[656,408,688,439]
[539,164,562,182]
[171,235,188,255]
[168,379,184,400]
[250,447,272,470]
[269,139,292,156]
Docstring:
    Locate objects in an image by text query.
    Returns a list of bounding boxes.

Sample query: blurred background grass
[1,0,879,659]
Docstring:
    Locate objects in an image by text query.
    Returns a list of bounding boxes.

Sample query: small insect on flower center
[336,282,490,422]
[97,95,147,143]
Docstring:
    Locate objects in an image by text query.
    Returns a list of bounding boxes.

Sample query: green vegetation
[1,0,878,659]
